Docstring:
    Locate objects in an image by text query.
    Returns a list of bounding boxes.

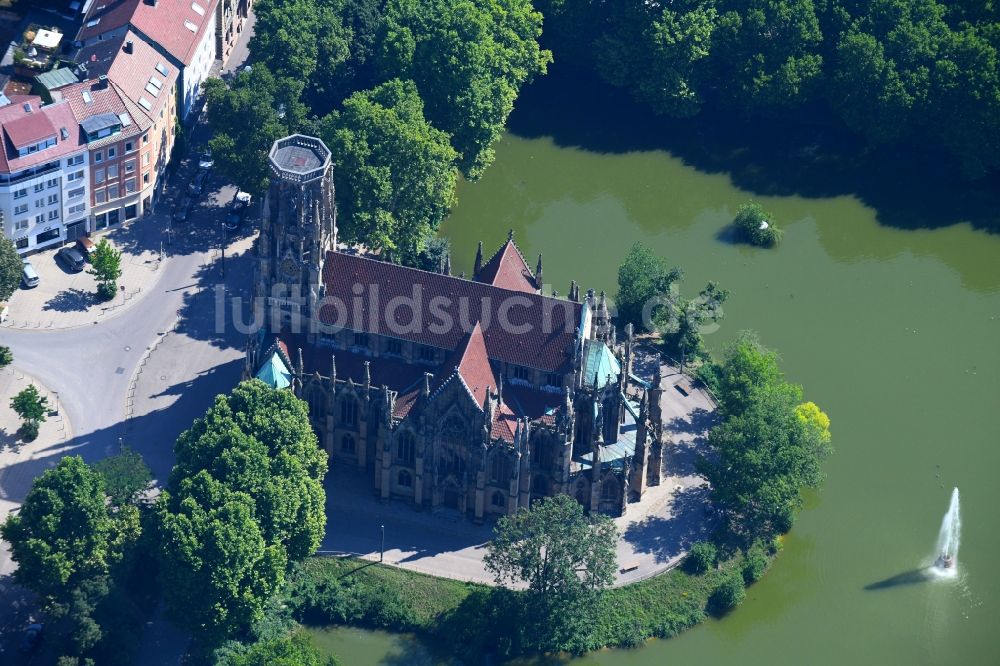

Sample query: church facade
[245,135,668,522]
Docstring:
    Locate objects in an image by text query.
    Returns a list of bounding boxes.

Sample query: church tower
[257,134,336,336]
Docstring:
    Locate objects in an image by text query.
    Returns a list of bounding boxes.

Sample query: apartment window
[142,152,150,165]
[107,165,118,179]
[94,212,107,230]
[67,154,84,166]
[108,184,119,199]
[107,147,116,159]
[13,188,26,199]
[14,219,28,231]
[47,194,58,205]
[95,168,105,184]
[125,178,136,193]
[94,151,103,163]
[124,160,135,174]
[143,173,150,185]
[125,141,135,153]
[94,189,106,204]
[46,178,59,188]
[33,183,45,193]
[142,132,149,145]
[35,214,44,225]
[15,238,28,249]
[48,210,59,220]
[34,198,44,208]
[69,187,85,199]
[68,203,85,215]
[14,204,27,215]
[67,170,84,182]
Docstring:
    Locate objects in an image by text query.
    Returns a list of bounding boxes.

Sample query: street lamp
[380,524,385,563]
[220,218,227,277]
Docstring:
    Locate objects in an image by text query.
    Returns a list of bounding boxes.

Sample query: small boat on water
[937,553,954,569]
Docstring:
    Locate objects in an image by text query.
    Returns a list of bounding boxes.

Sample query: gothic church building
[245,135,669,522]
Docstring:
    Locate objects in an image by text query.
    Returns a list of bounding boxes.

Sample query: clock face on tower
[280,257,298,280]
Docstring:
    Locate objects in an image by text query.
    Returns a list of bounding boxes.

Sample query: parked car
[21,259,39,288]
[57,246,86,272]
[19,622,43,653]
[76,236,96,259]
[198,150,214,171]
[225,206,246,230]
[172,197,193,223]
[188,171,209,196]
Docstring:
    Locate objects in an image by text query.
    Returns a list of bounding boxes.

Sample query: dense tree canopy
[378,0,551,178]
[218,632,339,666]
[0,456,139,604]
[542,0,1000,176]
[160,380,328,639]
[615,242,683,330]
[205,65,310,195]
[699,332,832,541]
[319,79,458,260]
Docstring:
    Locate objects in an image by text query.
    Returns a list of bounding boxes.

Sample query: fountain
[931,487,961,577]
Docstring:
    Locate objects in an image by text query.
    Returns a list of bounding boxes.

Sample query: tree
[0,344,13,368]
[733,200,782,246]
[684,540,717,574]
[205,65,310,196]
[656,280,729,369]
[484,494,618,650]
[698,334,832,541]
[87,238,122,301]
[218,632,339,666]
[11,383,48,441]
[158,475,286,639]
[0,456,137,603]
[378,0,551,179]
[160,380,328,640]
[319,79,458,261]
[709,571,746,614]
[93,448,153,507]
[615,242,683,331]
[0,236,21,300]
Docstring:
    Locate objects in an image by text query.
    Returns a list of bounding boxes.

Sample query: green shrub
[20,420,39,441]
[0,345,13,368]
[709,572,746,615]
[684,541,717,574]
[733,201,782,247]
[742,543,769,584]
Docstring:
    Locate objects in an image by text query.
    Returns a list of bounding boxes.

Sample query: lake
[310,71,1000,666]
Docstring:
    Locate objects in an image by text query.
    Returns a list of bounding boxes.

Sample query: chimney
[124,40,133,54]
[97,74,108,89]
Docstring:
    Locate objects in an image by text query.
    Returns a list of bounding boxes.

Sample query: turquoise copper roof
[582,340,621,389]
[257,352,292,389]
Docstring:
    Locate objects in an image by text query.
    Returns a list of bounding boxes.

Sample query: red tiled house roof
[433,322,497,407]
[319,252,581,373]
[0,99,85,173]
[476,238,538,293]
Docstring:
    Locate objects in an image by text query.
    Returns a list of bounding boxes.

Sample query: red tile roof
[77,0,140,42]
[105,31,178,118]
[436,322,497,407]
[0,99,84,173]
[130,0,218,66]
[476,239,538,293]
[320,252,580,373]
[2,109,57,148]
[491,403,519,442]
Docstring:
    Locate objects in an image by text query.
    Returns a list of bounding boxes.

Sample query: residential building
[77,0,218,120]
[217,0,253,68]
[0,98,89,254]
[246,136,668,522]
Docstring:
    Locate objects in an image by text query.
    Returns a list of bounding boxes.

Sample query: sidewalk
[3,221,170,330]
[0,366,72,576]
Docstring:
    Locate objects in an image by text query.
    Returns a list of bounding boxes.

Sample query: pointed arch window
[398,470,413,488]
[340,396,358,426]
[491,491,505,507]
[396,430,416,465]
[341,433,356,453]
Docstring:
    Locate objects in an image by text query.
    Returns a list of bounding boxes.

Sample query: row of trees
[207,0,550,263]
[538,0,1000,177]
[1,381,328,662]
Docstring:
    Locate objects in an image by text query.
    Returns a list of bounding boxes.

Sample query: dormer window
[15,136,57,158]
[80,112,122,143]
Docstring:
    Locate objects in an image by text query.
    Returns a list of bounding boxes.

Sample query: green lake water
[310,74,1000,666]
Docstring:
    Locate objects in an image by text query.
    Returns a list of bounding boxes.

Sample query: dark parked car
[172,198,192,223]
[57,246,86,272]
[225,191,252,229]
[198,150,214,171]
[20,622,43,653]
[21,259,39,288]
[188,171,209,196]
